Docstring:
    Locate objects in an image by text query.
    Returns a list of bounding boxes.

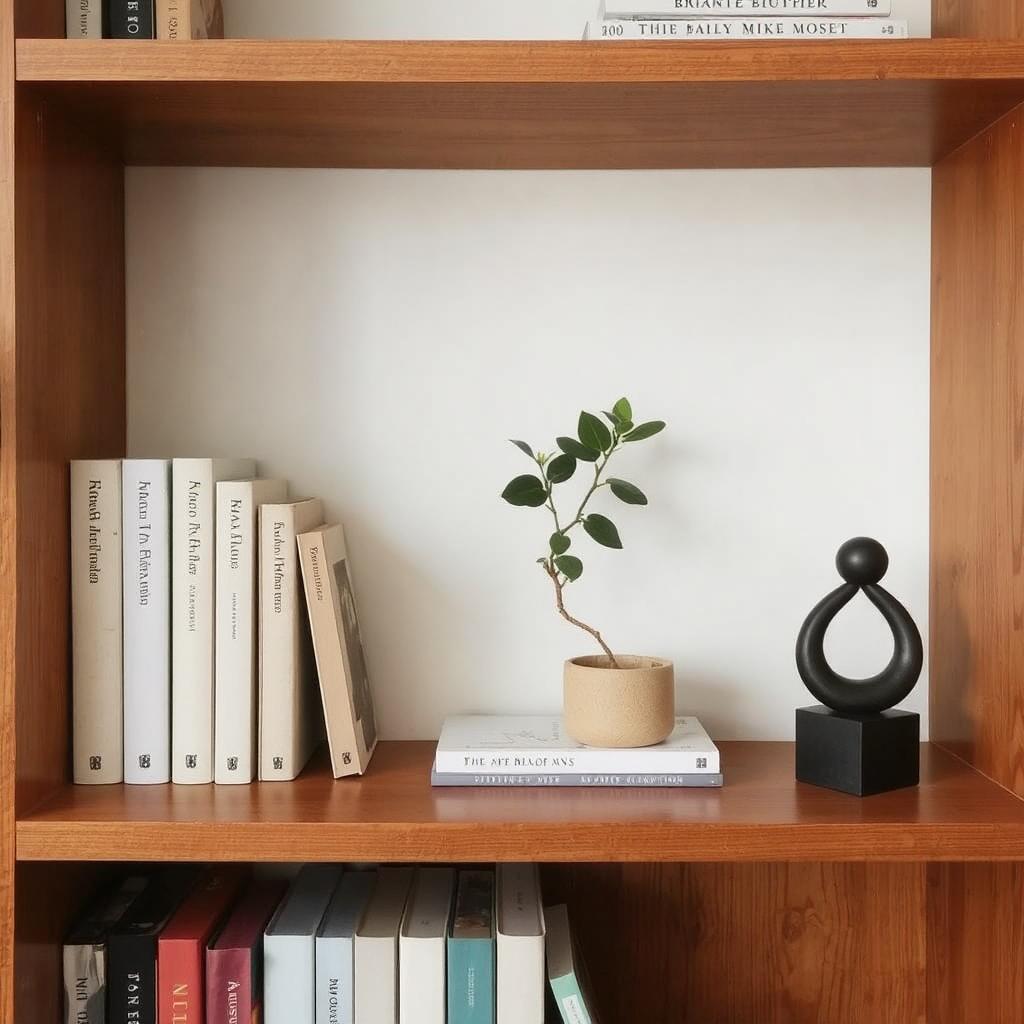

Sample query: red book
[158,868,247,1024]
[206,881,287,1024]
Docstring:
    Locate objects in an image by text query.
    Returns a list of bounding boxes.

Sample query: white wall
[126,1,933,742]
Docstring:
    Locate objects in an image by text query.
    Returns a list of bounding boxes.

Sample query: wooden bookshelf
[4,0,1024,1020]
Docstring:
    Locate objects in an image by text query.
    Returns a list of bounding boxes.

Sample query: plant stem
[543,562,620,668]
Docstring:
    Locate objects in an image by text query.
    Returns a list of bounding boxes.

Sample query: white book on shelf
[258,497,324,781]
[315,871,376,1024]
[122,459,171,784]
[171,457,255,784]
[214,477,288,784]
[66,0,103,38]
[435,716,719,775]
[399,867,455,1024]
[354,868,413,1024]
[71,459,123,785]
[601,0,892,15]
[496,864,546,1024]
[265,864,343,1024]
[588,17,908,38]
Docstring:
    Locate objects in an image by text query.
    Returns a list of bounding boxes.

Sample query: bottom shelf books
[63,862,599,1024]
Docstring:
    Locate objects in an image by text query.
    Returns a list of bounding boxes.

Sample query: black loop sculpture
[796,537,923,715]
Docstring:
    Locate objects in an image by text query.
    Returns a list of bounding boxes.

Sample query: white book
[258,498,324,781]
[214,477,288,784]
[355,868,413,1024]
[71,460,123,785]
[265,865,343,1024]
[316,871,376,1024]
[496,865,545,1024]
[589,17,908,37]
[122,460,171,784]
[399,868,455,1024]
[66,0,103,37]
[601,0,892,15]
[171,457,255,784]
[435,716,719,775]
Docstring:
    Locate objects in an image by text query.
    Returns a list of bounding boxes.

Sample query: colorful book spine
[447,871,495,1024]
[71,459,123,785]
[431,769,723,787]
[602,0,892,14]
[590,17,908,37]
[108,0,155,37]
[65,0,103,37]
[122,459,171,784]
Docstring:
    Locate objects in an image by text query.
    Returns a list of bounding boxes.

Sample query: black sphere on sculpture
[796,538,923,715]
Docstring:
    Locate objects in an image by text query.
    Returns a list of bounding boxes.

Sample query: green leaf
[602,410,622,427]
[608,478,648,505]
[550,532,571,555]
[613,397,633,423]
[584,514,623,549]
[546,453,577,484]
[555,555,583,581]
[578,411,612,453]
[501,474,548,507]
[557,437,599,463]
[509,439,534,458]
[623,420,666,443]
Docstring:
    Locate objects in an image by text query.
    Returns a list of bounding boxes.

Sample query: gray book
[431,767,723,788]
[315,871,376,1024]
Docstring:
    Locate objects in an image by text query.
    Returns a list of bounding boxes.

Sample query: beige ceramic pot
[563,655,675,748]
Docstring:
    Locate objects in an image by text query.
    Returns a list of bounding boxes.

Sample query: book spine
[265,935,316,1024]
[63,943,105,1024]
[157,940,203,1024]
[550,976,593,1024]
[447,940,495,1024]
[206,948,253,1024]
[171,460,215,783]
[214,482,256,783]
[122,461,171,784]
[315,936,354,1024]
[602,0,892,14]
[591,17,908,36]
[108,935,157,1024]
[431,771,723,787]
[71,460,123,784]
[65,0,103,37]
[155,0,185,38]
[259,505,301,780]
[434,748,719,775]
[109,0,155,37]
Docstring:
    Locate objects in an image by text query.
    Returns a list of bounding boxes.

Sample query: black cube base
[795,705,920,797]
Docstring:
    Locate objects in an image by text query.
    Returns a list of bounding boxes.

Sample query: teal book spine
[447,937,495,1024]
[550,973,594,1024]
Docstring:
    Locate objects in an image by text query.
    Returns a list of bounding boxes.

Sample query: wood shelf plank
[16,39,1024,169]
[16,741,1024,863]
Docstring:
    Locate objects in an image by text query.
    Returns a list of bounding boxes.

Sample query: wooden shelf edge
[18,37,1024,85]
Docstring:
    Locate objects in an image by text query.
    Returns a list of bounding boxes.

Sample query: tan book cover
[297,524,378,778]
[156,0,223,39]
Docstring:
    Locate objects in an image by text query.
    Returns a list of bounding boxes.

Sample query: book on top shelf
[156,0,224,39]
[109,0,155,38]
[588,17,908,37]
[431,768,723,787]
[435,715,719,775]
[65,0,103,38]
[601,0,893,15]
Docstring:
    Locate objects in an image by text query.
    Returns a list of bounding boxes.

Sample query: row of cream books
[70,459,378,785]
[64,863,601,1024]
[65,0,223,39]
[432,715,722,787]
[588,0,909,39]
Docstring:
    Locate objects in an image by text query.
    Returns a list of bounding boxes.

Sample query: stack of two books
[432,715,722,788]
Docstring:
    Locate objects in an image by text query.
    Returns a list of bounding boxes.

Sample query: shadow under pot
[563,655,675,748]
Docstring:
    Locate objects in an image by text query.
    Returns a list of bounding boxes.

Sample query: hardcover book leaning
[432,715,722,787]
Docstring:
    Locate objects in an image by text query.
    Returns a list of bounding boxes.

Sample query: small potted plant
[502,398,672,748]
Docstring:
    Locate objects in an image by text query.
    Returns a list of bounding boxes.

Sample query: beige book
[156,0,224,39]
[297,524,378,778]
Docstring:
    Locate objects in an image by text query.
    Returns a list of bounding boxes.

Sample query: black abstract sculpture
[795,538,923,797]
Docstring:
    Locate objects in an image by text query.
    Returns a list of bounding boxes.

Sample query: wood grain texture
[16,40,1024,169]
[927,862,1024,1023]
[13,0,63,39]
[931,104,1024,798]
[933,1,1024,39]
[543,863,927,1023]
[16,742,1024,863]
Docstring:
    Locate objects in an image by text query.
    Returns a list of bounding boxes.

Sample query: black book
[108,0,155,38]
[107,867,198,1024]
